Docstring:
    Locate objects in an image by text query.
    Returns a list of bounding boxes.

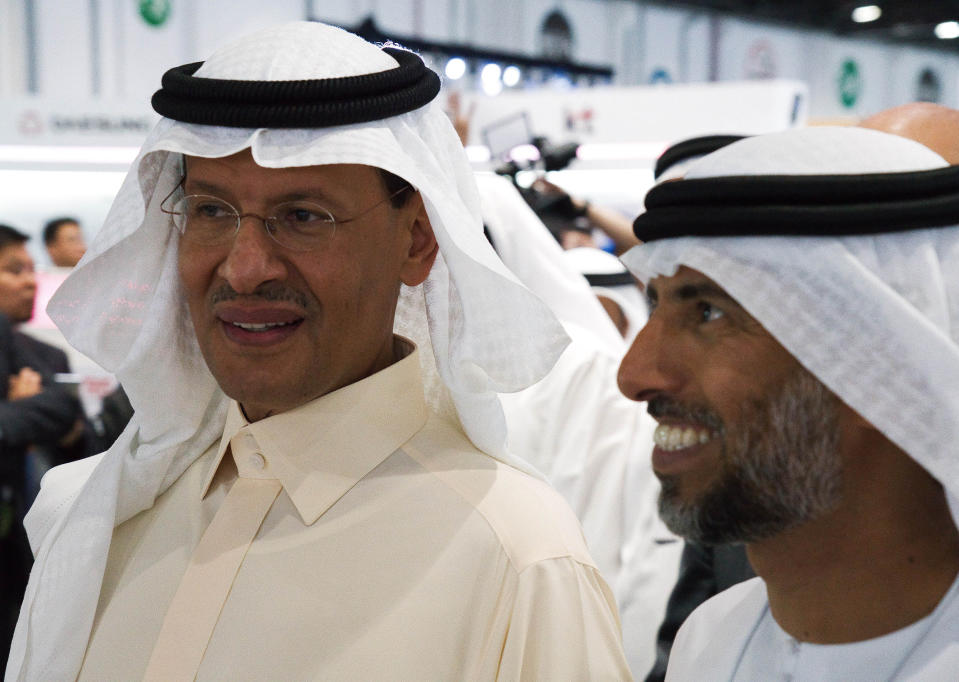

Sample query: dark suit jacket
[0,320,81,474]
[0,319,81,677]
[13,330,70,376]
[645,542,755,682]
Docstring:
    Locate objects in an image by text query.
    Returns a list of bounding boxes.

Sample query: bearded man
[6,22,629,681]
[618,126,959,680]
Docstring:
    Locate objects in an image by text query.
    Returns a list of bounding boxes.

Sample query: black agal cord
[151,47,440,128]
[634,165,959,242]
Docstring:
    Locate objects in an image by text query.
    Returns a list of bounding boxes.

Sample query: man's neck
[240,334,408,422]
[747,446,959,644]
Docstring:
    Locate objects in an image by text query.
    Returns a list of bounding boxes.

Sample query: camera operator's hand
[531,177,571,199]
[532,180,639,254]
[9,367,42,401]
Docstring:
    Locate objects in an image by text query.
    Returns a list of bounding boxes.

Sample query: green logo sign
[838,59,861,109]
[139,0,171,27]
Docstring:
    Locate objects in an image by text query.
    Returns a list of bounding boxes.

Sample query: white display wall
[1,0,958,115]
[0,0,957,253]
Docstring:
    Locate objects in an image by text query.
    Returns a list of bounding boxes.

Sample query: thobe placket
[144,431,281,682]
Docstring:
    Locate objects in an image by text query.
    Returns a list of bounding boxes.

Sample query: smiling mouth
[229,320,299,332]
[653,423,714,451]
[217,314,305,347]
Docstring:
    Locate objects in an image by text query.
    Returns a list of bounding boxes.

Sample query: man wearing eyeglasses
[162,160,425,424]
[7,21,629,682]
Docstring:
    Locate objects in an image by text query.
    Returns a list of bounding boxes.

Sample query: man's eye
[192,202,230,219]
[698,302,725,323]
[276,204,335,234]
[285,208,324,223]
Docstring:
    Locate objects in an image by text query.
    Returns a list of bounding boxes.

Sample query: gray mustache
[211,284,309,309]
[647,396,724,432]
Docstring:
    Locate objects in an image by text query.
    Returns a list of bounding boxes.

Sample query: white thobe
[78,345,631,681]
[499,323,683,679]
[476,172,682,679]
[667,574,959,681]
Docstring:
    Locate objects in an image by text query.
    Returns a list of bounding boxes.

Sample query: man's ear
[399,194,439,287]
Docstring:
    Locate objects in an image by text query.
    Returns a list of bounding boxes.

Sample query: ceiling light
[935,20,959,39]
[502,65,522,88]
[851,5,882,23]
[481,63,502,83]
[480,63,503,95]
[444,57,467,80]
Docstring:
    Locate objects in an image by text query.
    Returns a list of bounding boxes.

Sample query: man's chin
[657,480,705,540]
[657,481,749,546]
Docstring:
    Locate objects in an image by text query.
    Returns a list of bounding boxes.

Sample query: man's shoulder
[666,576,767,679]
[14,329,70,372]
[24,453,104,554]
[400,414,596,573]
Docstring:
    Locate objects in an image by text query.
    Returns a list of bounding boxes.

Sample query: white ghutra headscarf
[622,126,959,525]
[7,22,568,682]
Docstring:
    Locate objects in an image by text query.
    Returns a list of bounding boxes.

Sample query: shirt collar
[200,338,428,524]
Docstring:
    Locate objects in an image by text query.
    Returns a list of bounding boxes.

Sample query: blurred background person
[42,217,87,270]
[0,225,88,489]
[563,245,647,343]
[0,237,82,669]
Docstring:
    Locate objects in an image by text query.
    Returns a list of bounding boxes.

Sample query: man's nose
[216,217,288,294]
[617,314,684,402]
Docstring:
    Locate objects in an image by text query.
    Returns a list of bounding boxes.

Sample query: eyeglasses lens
[170,196,337,251]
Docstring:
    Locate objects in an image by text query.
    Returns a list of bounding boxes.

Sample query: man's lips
[653,421,714,451]
[215,304,305,346]
[651,421,717,475]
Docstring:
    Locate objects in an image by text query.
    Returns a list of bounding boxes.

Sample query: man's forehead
[646,266,730,300]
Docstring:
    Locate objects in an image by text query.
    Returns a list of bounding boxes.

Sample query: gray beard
[657,368,842,546]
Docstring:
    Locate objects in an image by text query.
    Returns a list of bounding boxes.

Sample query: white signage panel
[0,97,156,147]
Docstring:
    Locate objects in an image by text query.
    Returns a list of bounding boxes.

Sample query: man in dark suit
[0,222,86,452]
[0,311,81,671]
[0,224,82,670]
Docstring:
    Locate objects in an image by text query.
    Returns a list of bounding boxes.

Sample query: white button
[248,452,266,470]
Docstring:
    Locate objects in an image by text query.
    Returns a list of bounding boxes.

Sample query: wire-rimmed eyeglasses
[160,178,413,252]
